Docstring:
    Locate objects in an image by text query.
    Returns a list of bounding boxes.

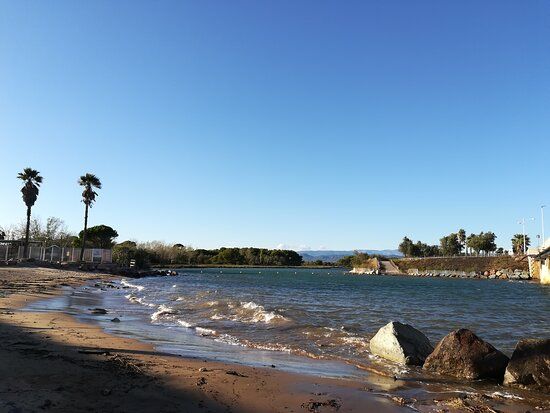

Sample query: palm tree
[17,168,43,258]
[511,233,530,255]
[78,173,102,261]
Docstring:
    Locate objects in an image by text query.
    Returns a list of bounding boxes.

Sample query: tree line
[398,229,531,258]
[112,241,303,268]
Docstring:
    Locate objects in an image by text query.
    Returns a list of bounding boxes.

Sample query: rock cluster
[369,324,548,393]
[406,268,530,280]
[349,268,378,275]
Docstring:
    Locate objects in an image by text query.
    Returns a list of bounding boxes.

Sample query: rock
[91,308,107,315]
[503,339,550,391]
[423,329,509,380]
[369,321,433,366]
[110,317,120,323]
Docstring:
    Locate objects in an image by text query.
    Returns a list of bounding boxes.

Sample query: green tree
[511,233,530,255]
[457,229,466,254]
[78,225,118,248]
[417,242,440,257]
[480,232,497,254]
[467,232,497,255]
[78,173,102,261]
[398,237,415,257]
[17,168,43,257]
[336,255,353,267]
[112,240,150,269]
[439,233,463,256]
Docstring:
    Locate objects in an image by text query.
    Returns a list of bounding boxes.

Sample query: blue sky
[1,1,548,250]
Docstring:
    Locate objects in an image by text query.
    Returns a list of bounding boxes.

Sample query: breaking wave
[120,279,145,291]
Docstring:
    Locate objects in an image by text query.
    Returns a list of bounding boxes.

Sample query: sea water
[27,268,550,379]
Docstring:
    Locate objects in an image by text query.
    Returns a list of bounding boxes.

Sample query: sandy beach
[0,267,548,413]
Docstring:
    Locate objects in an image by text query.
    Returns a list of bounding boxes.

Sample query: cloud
[276,243,312,251]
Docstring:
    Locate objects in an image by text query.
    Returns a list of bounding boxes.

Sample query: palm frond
[78,173,102,189]
[17,168,43,186]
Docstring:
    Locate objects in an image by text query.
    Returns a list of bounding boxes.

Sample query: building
[0,240,112,264]
[527,238,550,284]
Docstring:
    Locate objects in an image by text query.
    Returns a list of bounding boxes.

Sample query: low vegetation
[394,256,528,273]
[336,252,381,269]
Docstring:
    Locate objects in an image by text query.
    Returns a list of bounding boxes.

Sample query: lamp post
[542,205,546,245]
[518,217,535,254]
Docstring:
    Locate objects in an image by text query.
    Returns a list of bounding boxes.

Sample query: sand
[0,266,547,413]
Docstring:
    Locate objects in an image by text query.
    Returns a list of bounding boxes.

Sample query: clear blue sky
[1,1,548,251]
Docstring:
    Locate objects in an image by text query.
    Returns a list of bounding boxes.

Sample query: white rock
[369,321,434,366]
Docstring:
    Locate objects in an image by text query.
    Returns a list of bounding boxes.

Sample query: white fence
[0,243,112,264]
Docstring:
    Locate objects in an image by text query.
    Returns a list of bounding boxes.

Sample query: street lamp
[518,217,535,254]
[541,205,546,245]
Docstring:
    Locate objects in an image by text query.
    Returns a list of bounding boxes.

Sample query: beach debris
[388,396,410,406]
[91,308,108,315]
[433,393,502,413]
[78,349,111,355]
[198,367,208,372]
[369,321,433,366]
[39,399,53,410]
[301,398,341,412]
[226,370,248,377]
[101,388,112,396]
[106,354,144,376]
[503,338,550,392]
[423,329,509,381]
[0,310,15,315]
[196,377,207,386]
[111,317,121,322]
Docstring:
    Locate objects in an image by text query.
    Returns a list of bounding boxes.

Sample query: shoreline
[0,267,548,412]
[0,268,409,412]
[153,264,345,269]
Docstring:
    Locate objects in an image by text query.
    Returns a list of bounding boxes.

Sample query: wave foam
[196,327,216,336]
[121,279,145,291]
[151,304,175,321]
[125,294,155,307]
[239,301,288,324]
[177,319,195,328]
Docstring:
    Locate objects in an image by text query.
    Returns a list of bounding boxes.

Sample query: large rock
[369,321,433,366]
[503,339,550,391]
[423,329,509,381]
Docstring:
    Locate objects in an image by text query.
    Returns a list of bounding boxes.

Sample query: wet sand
[0,267,547,412]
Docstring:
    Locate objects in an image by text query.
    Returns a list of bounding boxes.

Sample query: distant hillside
[299,249,402,262]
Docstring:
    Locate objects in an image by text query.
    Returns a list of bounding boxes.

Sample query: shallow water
[27,268,550,380]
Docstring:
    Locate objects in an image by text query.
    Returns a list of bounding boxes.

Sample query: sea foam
[121,279,145,291]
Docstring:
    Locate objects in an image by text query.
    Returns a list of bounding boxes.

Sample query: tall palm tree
[17,168,43,258]
[78,173,102,261]
[511,233,530,255]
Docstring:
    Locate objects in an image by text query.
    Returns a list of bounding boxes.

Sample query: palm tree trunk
[23,205,31,258]
[79,204,89,262]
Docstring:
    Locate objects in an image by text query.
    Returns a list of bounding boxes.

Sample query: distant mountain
[299,249,403,262]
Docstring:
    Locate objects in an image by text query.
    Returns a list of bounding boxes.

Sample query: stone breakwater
[405,268,531,280]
